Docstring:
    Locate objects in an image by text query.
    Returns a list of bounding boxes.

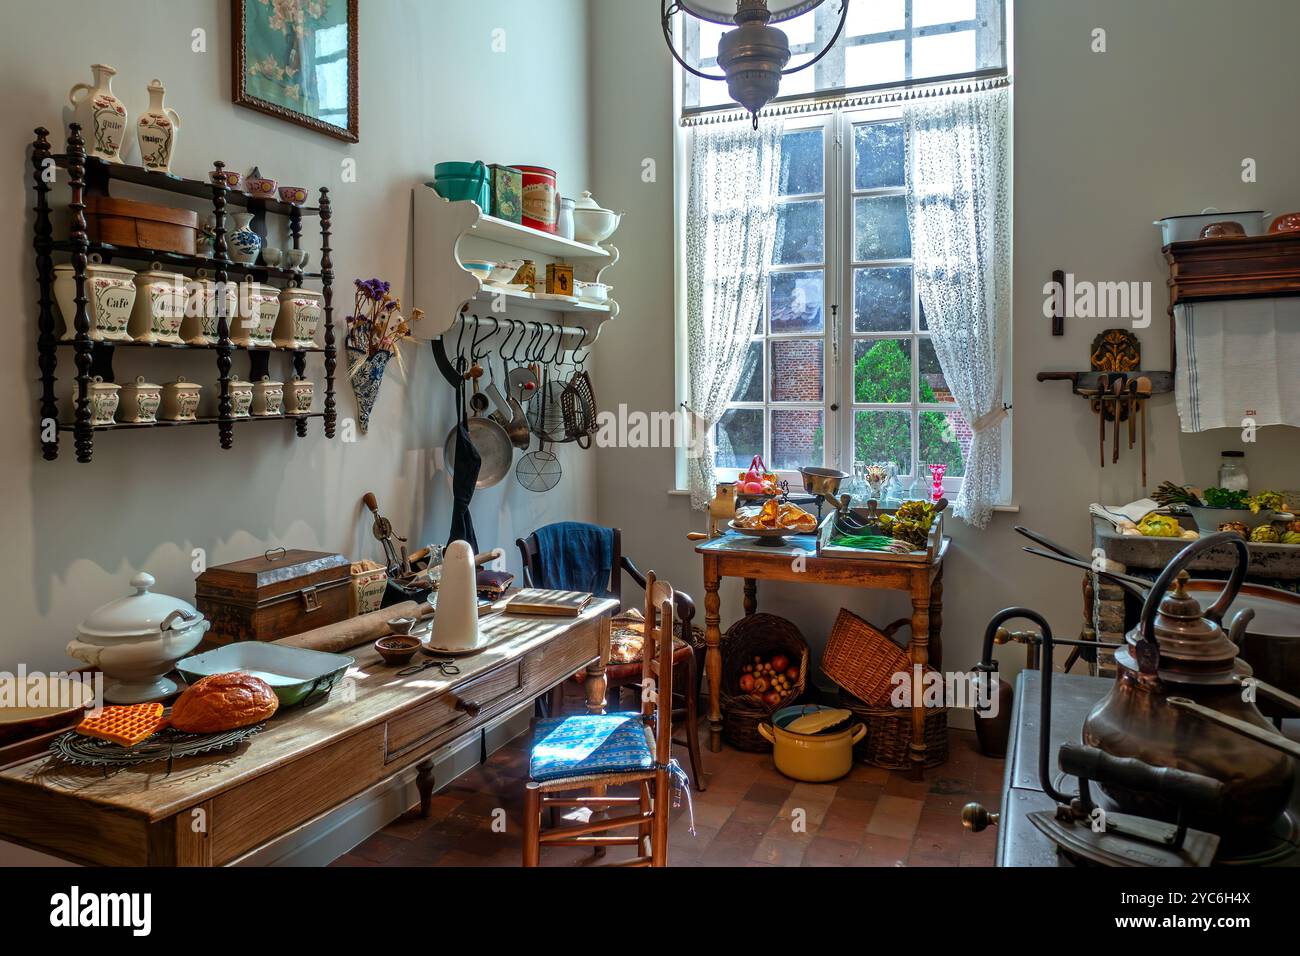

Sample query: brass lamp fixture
[662,0,852,127]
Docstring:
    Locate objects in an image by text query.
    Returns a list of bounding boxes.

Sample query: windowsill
[667,487,1020,513]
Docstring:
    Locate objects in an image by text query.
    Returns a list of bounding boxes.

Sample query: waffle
[75,702,167,747]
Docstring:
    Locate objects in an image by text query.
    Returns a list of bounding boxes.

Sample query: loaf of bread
[170,672,279,733]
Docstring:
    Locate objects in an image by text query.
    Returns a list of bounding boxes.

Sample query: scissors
[397,657,461,678]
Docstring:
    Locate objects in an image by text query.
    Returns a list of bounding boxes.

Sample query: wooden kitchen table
[695,532,948,766]
[0,598,615,866]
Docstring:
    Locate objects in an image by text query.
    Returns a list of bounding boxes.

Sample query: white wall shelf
[412,186,620,341]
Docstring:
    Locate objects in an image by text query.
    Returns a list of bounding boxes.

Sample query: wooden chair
[516,524,706,790]
[522,572,678,866]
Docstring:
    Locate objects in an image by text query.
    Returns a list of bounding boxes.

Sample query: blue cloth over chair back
[533,522,614,596]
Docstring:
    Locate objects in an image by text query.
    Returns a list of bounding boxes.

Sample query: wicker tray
[839,690,948,770]
[719,614,809,752]
[816,508,943,563]
[820,609,917,708]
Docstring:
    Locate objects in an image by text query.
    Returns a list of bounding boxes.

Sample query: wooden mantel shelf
[1165,229,1300,311]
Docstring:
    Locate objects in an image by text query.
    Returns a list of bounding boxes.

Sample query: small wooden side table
[694,533,948,767]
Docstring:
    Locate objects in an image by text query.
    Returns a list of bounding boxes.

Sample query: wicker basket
[821,609,915,707]
[839,690,948,769]
[719,614,809,752]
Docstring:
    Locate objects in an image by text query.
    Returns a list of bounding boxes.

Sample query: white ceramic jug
[69,64,127,163]
[136,78,180,172]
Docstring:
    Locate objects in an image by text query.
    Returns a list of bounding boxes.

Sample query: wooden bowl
[374,635,421,666]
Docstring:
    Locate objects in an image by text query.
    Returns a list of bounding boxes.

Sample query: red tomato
[738,673,755,693]
[771,654,789,672]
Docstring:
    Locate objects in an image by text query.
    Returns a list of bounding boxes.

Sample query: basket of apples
[719,613,810,751]
[735,455,785,501]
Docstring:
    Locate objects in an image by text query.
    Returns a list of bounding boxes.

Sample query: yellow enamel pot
[759,705,866,783]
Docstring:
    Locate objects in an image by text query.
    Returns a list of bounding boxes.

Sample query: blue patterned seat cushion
[530,712,653,782]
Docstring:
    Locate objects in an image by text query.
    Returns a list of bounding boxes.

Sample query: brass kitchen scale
[971,532,1300,867]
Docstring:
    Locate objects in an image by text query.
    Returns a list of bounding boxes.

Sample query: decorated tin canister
[489,164,523,223]
[515,165,558,233]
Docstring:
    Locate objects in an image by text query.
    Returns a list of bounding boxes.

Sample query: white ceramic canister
[273,287,324,349]
[160,376,201,421]
[180,272,238,346]
[118,376,162,424]
[236,280,280,346]
[226,379,254,418]
[82,376,120,425]
[128,265,186,344]
[68,64,127,163]
[289,376,314,414]
[557,196,577,241]
[251,376,284,416]
[53,255,136,342]
[136,78,180,173]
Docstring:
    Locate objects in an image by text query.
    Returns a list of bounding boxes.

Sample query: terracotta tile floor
[330,723,1005,868]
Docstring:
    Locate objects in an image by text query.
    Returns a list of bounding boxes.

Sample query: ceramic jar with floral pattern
[228,213,262,265]
[289,377,314,414]
[128,266,186,344]
[54,256,136,342]
[226,379,254,418]
[251,377,284,417]
[69,64,127,163]
[161,377,201,422]
[180,272,237,346]
[136,79,180,173]
[232,280,279,346]
[273,287,324,349]
[83,377,120,425]
[119,376,161,424]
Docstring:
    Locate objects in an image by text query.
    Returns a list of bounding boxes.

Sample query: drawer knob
[454,698,481,718]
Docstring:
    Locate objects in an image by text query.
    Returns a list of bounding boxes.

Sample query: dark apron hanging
[447,359,481,553]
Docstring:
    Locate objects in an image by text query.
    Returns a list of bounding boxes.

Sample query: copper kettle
[1082,532,1296,850]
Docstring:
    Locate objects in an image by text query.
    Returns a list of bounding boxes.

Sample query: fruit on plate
[734,498,817,533]
[75,702,167,748]
[735,455,782,496]
[1250,524,1281,544]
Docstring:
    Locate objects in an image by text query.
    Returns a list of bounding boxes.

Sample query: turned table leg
[703,555,723,753]
[908,582,932,769]
[416,760,435,818]
[928,566,944,671]
[584,613,612,715]
[743,577,758,617]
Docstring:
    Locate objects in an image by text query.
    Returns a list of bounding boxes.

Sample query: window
[709,109,972,489]
[680,0,1007,113]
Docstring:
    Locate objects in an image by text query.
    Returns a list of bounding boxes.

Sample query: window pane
[845,39,905,89]
[853,338,911,404]
[847,0,904,35]
[783,10,817,47]
[731,341,763,403]
[854,410,911,475]
[854,122,905,190]
[854,195,911,261]
[771,409,824,470]
[774,199,825,265]
[854,266,912,332]
[780,129,824,196]
[770,271,824,333]
[715,408,763,471]
[780,51,817,99]
[918,338,951,401]
[913,0,975,28]
[770,339,823,402]
[920,408,968,478]
[913,31,977,80]
[698,21,727,61]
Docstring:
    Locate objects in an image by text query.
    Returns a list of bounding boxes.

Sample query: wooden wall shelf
[31,124,339,462]
[1165,230,1300,309]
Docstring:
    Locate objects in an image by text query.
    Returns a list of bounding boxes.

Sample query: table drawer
[385,661,522,760]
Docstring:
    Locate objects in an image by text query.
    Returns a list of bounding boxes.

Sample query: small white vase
[136,78,180,173]
[69,63,127,163]
[429,541,481,652]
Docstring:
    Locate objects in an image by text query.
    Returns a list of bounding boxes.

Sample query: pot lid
[1132,571,1240,671]
[165,377,198,390]
[125,376,159,389]
[574,191,608,211]
[77,572,204,642]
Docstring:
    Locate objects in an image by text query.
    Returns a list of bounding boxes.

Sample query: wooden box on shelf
[86,194,198,255]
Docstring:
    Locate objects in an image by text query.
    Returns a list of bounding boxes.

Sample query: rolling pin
[276,601,432,654]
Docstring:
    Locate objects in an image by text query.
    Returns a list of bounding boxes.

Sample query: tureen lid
[77,572,204,642]
[574,191,607,211]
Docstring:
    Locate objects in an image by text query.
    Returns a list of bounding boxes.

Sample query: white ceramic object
[230,280,279,346]
[180,272,237,346]
[83,377,120,425]
[65,571,210,703]
[251,376,284,416]
[68,63,127,163]
[228,212,263,265]
[574,280,611,303]
[462,259,495,283]
[1154,209,1267,245]
[54,257,136,342]
[571,191,623,244]
[135,78,179,173]
[118,376,161,424]
[427,540,481,653]
[128,266,186,344]
[286,248,310,271]
[227,378,254,418]
[273,287,323,348]
[289,376,314,414]
[261,245,284,269]
[161,377,201,421]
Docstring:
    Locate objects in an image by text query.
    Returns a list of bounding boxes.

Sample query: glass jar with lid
[1218,451,1249,491]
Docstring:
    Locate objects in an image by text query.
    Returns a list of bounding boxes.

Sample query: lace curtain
[904,87,1011,528]
[685,121,784,510]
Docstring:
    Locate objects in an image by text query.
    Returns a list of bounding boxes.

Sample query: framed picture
[232,0,358,143]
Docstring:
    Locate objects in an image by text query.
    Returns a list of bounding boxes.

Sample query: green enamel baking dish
[176,643,355,708]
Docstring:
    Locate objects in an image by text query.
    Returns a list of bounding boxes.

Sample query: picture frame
[232,0,359,143]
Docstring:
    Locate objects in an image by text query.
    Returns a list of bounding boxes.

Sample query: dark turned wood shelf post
[211,161,234,450]
[32,127,58,460]
[66,124,93,463]
[288,203,308,437]
[320,187,336,438]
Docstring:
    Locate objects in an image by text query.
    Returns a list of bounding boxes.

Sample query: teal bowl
[432,161,490,211]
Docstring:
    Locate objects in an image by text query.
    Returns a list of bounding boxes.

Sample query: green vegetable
[1250,490,1286,513]
[1283,531,1300,545]
[1138,514,1184,538]
[1251,525,1281,544]
[1202,487,1251,510]
[1152,481,1201,507]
